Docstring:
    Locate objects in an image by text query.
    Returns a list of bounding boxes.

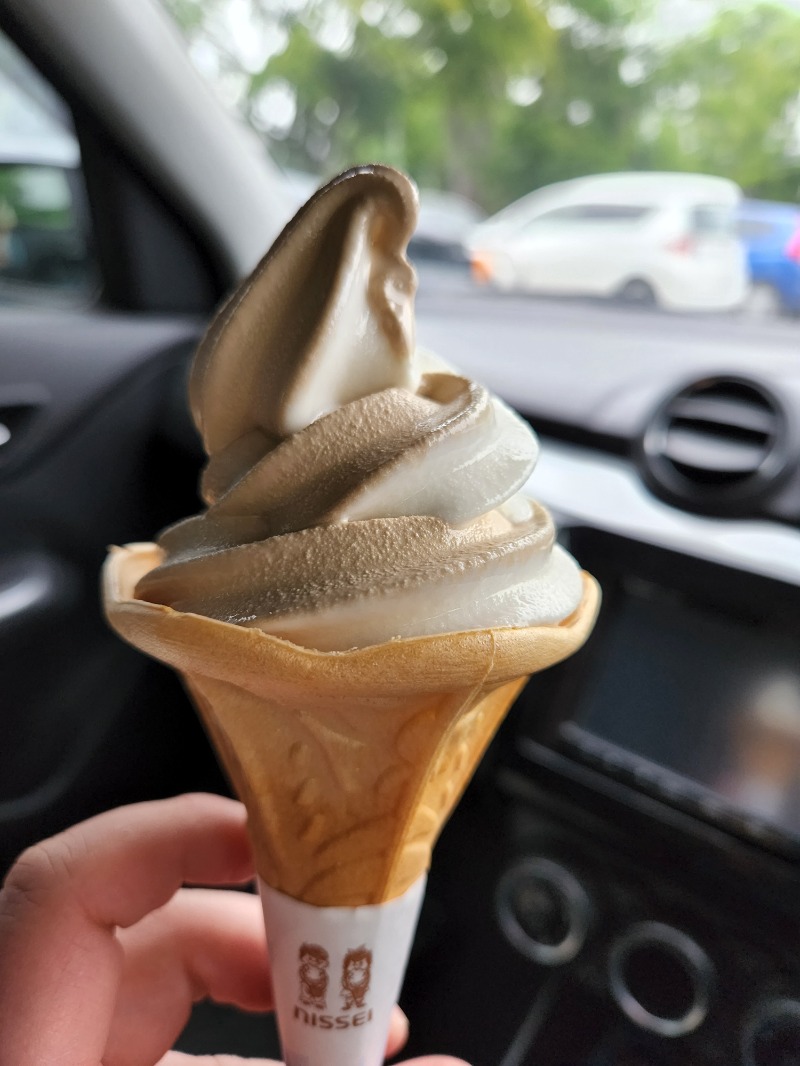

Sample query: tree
[647,2,800,200]
[165,0,664,209]
[163,0,800,209]
[250,0,558,205]
[484,0,659,207]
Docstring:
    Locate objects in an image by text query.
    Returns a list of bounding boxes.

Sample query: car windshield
[159,0,800,348]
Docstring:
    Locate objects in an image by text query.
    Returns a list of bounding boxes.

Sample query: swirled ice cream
[135,165,583,651]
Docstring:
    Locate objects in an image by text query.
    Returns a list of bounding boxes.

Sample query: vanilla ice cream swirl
[135,165,584,650]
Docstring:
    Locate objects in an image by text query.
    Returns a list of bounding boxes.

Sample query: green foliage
[0,166,73,229]
[483,14,657,208]
[163,0,228,34]
[649,2,800,201]
[255,0,556,204]
[163,0,800,210]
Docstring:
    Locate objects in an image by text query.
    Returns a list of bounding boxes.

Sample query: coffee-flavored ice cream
[135,165,583,650]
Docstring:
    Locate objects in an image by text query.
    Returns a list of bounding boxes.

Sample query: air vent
[640,377,790,516]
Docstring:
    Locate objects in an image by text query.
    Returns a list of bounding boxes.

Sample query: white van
[467,171,748,311]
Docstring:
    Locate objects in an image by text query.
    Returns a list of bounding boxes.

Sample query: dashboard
[398,349,800,1066]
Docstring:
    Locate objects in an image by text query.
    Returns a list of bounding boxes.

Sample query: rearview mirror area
[0,27,97,307]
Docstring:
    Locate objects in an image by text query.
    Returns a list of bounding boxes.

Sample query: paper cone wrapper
[259,873,426,1066]
[103,542,600,907]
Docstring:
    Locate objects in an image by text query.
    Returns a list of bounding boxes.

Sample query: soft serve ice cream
[103,164,599,1066]
[134,164,584,650]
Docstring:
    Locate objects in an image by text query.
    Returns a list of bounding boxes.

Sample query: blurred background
[163,0,800,209]
[2,2,800,1062]
[152,0,800,317]
[2,0,800,316]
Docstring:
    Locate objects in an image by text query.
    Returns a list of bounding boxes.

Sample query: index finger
[0,793,254,1066]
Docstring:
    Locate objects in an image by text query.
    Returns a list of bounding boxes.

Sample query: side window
[737,219,772,240]
[691,204,736,237]
[578,204,652,222]
[0,31,96,305]
[523,206,586,230]
[524,204,652,231]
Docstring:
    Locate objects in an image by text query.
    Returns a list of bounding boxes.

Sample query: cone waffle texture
[103,542,600,907]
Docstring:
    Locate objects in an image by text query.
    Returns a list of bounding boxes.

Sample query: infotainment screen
[569,581,800,840]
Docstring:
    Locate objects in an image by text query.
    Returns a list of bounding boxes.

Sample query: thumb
[399,1060,472,1065]
[158,1052,471,1065]
[157,1054,282,1065]
[159,1051,472,1066]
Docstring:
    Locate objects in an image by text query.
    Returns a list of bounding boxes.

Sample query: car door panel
[0,311,230,874]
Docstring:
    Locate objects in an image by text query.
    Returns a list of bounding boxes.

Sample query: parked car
[1,3,800,1066]
[411,188,485,264]
[738,198,800,316]
[467,171,749,311]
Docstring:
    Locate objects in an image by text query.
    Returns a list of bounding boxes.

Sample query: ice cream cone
[103,541,599,1066]
[103,541,599,906]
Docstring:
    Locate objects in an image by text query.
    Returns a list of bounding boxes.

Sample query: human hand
[0,792,468,1066]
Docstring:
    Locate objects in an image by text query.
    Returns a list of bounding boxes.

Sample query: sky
[646,0,800,42]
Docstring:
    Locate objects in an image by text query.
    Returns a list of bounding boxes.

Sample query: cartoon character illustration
[341,946,372,1010]
[298,943,330,1009]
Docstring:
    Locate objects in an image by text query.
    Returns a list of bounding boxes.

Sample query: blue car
[738,198,800,315]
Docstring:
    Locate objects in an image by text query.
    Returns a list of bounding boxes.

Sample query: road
[413,262,800,420]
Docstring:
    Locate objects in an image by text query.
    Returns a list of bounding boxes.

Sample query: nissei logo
[297,943,329,1009]
[341,946,371,1009]
[295,942,374,1029]
[293,1006,375,1029]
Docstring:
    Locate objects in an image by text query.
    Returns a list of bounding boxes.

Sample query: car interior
[1,2,800,1065]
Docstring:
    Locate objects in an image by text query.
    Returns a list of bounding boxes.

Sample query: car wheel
[617,278,657,306]
[743,282,782,318]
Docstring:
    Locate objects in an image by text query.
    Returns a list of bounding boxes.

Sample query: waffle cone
[103,542,599,906]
